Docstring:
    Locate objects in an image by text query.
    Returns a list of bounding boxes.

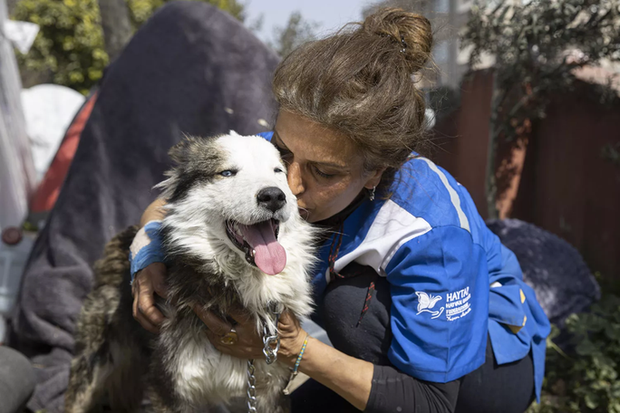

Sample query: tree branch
[98,0,132,62]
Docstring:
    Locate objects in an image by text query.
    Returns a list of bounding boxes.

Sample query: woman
[130,8,550,413]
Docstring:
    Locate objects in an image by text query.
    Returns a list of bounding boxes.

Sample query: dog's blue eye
[220,170,235,177]
[274,167,284,173]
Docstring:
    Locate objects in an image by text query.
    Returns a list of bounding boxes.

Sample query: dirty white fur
[156,132,317,409]
[167,330,291,407]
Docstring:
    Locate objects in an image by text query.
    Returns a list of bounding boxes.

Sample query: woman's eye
[220,170,236,177]
[274,144,291,158]
[313,166,335,179]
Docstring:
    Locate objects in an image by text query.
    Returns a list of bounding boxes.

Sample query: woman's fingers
[227,309,252,324]
[278,309,302,333]
[193,306,309,364]
[137,281,165,325]
[276,310,307,365]
[204,328,264,359]
[194,306,231,336]
[195,306,267,359]
[131,264,168,332]
[132,290,160,333]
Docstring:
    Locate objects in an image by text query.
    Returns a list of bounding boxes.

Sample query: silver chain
[246,303,281,413]
[262,303,281,364]
[246,359,258,413]
[262,311,281,364]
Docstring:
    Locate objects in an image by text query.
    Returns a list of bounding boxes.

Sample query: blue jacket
[259,131,551,400]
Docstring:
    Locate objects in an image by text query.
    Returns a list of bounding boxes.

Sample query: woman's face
[273,111,383,223]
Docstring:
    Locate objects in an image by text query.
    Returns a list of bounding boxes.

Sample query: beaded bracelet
[292,335,309,375]
[283,334,310,395]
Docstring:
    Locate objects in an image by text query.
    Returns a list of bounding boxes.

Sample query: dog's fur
[65,133,316,413]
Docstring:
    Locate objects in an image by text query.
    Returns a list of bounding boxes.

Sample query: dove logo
[415,291,445,319]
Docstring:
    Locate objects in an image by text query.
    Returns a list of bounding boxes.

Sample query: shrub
[528,294,620,413]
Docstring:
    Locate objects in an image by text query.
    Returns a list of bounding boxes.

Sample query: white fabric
[3,20,39,54]
[21,84,86,181]
[129,221,159,258]
[0,0,36,231]
[329,199,432,282]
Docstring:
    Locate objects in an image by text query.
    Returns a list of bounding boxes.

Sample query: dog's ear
[169,136,196,165]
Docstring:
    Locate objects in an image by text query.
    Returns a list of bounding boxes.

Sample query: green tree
[461,0,620,219]
[12,0,245,94]
[126,0,244,27]
[98,0,133,62]
[270,11,319,58]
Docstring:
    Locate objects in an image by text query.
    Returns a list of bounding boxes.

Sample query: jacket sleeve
[384,225,489,383]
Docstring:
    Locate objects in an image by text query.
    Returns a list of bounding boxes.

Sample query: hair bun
[362,8,433,73]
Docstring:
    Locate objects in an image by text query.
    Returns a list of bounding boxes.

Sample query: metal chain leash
[246,303,281,413]
[246,359,258,413]
[262,312,281,364]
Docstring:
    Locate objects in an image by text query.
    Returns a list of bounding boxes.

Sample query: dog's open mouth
[225,219,286,275]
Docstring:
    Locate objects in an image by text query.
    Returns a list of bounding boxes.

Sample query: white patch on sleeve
[329,199,432,281]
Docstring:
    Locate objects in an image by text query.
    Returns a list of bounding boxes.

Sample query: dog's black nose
[257,187,286,213]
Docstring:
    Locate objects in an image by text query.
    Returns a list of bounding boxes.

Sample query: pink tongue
[239,221,287,275]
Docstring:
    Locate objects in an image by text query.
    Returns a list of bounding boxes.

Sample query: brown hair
[272,7,433,192]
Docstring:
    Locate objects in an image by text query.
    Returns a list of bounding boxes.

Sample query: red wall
[431,71,620,283]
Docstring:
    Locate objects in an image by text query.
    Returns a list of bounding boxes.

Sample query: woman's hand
[131,262,168,333]
[195,306,307,365]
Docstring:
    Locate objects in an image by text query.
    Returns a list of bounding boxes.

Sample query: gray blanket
[9,2,279,411]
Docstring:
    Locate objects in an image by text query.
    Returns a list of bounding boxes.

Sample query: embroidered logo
[415,292,445,319]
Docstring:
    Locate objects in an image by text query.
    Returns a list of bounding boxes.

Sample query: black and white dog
[65,132,316,413]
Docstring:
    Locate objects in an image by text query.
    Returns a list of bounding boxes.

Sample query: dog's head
[157,132,307,276]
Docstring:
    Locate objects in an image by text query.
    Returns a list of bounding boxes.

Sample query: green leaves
[13,0,105,93]
[270,11,319,58]
[12,0,246,94]
[527,294,620,413]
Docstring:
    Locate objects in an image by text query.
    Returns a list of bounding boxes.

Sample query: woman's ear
[364,167,386,189]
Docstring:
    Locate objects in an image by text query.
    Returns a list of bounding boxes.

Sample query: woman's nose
[287,162,304,196]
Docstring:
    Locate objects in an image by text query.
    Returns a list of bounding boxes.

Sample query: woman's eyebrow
[312,160,349,170]
[273,130,349,170]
